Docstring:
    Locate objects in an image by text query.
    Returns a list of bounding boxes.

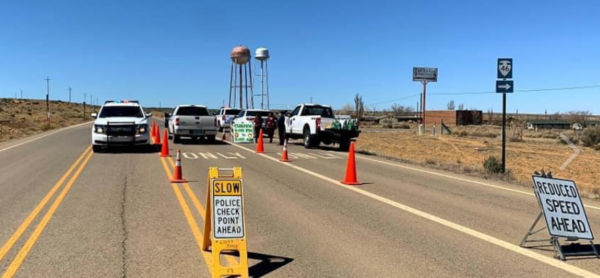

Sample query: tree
[458,103,465,110]
[354,93,364,119]
[447,100,455,110]
[567,110,592,124]
[338,104,353,115]
[390,104,414,116]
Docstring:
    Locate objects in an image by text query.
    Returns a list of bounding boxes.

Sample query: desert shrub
[397,124,410,129]
[581,127,600,148]
[425,159,436,165]
[483,156,502,174]
[457,130,468,137]
[558,135,580,145]
[40,124,54,131]
[382,119,393,128]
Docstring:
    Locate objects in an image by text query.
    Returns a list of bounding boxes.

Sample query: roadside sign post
[202,167,249,278]
[520,172,599,260]
[413,67,438,132]
[496,58,513,173]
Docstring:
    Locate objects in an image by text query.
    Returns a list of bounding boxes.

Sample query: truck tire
[173,135,180,144]
[303,128,319,149]
[339,139,351,152]
[92,145,102,153]
[206,135,216,144]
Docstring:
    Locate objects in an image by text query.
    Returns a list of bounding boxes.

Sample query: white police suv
[91,100,151,152]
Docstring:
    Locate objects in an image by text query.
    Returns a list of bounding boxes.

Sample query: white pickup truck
[165,105,217,143]
[285,103,360,151]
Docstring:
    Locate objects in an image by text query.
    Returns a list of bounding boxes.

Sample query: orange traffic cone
[171,149,187,183]
[221,129,227,141]
[256,129,265,153]
[280,139,291,162]
[155,126,161,145]
[341,142,361,185]
[160,129,170,157]
[150,122,155,139]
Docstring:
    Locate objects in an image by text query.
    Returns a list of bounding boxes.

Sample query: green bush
[581,128,600,148]
[483,156,502,174]
[558,135,579,145]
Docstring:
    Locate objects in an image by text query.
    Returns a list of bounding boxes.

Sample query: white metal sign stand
[520,171,599,260]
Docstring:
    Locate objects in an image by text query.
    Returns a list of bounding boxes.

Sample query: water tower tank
[231,46,250,64]
[255,48,270,61]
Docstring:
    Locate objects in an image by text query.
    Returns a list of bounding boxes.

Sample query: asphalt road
[1,121,600,277]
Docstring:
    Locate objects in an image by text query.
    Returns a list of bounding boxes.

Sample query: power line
[367,84,600,106]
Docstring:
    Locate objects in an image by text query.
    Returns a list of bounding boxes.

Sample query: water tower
[255,47,270,110]
[229,46,255,109]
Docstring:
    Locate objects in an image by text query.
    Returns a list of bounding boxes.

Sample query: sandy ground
[356,125,600,198]
[0,98,96,144]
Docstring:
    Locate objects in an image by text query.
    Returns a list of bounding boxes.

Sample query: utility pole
[83,93,86,120]
[45,77,51,124]
[69,87,72,102]
[20,90,23,99]
[310,97,313,103]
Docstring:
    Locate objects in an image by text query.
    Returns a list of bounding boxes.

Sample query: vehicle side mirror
[165,113,171,118]
[146,112,152,117]
[90,113,97,118]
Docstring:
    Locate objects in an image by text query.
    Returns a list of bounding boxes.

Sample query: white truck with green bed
[285,103,360,151]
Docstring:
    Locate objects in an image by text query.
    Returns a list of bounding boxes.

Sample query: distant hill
[0,98,98,144]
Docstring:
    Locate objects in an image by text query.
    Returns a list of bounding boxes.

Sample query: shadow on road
[248,252,294,278]
[176,138,229,146]
[287,141,348,153]
[220,251,293,278]
[96,144,160,154]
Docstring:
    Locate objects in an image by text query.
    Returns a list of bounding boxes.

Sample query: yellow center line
[165,156,239,268]
[0,146,92,265]
[2,148,94,278]
[159,157,214,275]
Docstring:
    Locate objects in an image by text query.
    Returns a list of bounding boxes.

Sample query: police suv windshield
[99,106,144,118]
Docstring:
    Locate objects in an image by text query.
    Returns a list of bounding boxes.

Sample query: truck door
[289,105,301,134]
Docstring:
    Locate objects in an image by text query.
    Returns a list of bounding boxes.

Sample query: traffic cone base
[160,129,170,157]
[341,142,361,185]
[256,129,265,153]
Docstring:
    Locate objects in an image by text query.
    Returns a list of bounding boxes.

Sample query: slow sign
[532,176,594,240]
[212,179,245,239]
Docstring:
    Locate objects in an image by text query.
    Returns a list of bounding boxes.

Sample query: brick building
[424,110,482,126]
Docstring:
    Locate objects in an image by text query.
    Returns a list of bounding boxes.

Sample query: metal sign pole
[502,89,507,173]
[422,81,427,130]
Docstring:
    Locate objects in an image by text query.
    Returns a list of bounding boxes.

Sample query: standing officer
[277,111,287,145]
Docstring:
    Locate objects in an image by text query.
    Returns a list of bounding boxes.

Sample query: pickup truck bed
[166,105,217,143]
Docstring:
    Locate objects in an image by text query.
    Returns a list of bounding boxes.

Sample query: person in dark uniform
[253,114,263,143]
[277,112,287,145]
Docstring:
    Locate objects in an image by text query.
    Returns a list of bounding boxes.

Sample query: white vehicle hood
[94,117,148,125]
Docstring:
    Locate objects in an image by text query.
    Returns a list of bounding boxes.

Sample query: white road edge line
[0,121,92,153]
[353,154,600,211]
[218,139,599,278]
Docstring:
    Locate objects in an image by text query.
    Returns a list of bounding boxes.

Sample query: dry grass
[0,98,95,143]
[356,126,600,199]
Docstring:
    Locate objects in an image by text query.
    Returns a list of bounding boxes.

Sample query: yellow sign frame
[202,167,249,278]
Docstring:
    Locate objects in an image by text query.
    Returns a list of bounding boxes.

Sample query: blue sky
[1,0,599,114]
